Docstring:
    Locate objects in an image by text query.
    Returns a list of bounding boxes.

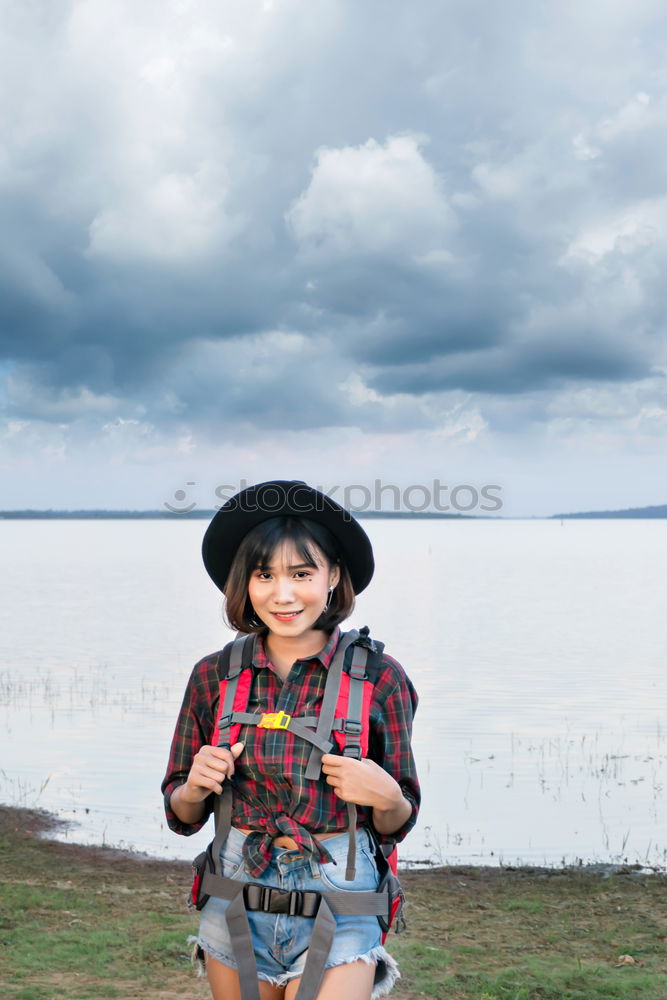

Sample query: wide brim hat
[202,480,375,595]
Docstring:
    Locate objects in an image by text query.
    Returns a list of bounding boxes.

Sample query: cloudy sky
[1,0,666,516]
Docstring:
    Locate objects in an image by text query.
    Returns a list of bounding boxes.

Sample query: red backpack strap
[333,642,369,881]
[303,629,360,781]
[332,644,373,758]
[214,634,254,749]
[331,625,384,757]
[206,634,255,892]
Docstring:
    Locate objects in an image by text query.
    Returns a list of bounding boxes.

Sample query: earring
[323,586,334,613]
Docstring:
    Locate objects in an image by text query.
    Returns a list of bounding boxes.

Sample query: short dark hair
[223,517,355,634]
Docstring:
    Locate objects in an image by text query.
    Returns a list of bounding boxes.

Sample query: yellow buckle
[258,710,292,730]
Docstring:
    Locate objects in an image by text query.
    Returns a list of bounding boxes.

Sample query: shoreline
[3,803,664,880]
[0,804,193,873]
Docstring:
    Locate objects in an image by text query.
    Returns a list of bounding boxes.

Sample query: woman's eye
[253,569,312,580]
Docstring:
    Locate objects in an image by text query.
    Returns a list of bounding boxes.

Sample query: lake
[1,517,665,868]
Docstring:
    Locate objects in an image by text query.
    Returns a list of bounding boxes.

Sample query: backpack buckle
[341,719,363,758]
[258,710,292,730]
[243,883,320,917]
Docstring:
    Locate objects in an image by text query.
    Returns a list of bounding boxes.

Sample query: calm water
[1,518,665,868]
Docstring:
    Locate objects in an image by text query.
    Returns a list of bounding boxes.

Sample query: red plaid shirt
[161,626,420,876]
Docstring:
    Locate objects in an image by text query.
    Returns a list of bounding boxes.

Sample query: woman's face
[247,540,340,639]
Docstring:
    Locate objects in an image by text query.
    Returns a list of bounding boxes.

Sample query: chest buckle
[258,710,292,730]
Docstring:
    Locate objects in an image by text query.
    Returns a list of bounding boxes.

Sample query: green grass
[2,807,666,1000]
[502,898,545,913]
[390,863,667,1000]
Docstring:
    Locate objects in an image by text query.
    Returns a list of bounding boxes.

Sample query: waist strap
[201,869,393,919]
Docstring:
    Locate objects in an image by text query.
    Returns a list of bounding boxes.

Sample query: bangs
[250,519,326,573]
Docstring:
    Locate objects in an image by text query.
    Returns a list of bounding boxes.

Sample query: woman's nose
[274,576,296,602]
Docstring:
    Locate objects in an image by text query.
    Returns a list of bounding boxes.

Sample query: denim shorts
[195,826,399,998]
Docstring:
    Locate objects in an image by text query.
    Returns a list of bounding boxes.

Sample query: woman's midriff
[234,826,342,851]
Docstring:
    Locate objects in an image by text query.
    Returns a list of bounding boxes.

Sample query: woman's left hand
[320,754,402,812]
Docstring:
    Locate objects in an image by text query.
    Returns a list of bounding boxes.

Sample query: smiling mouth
[271,610,303,620]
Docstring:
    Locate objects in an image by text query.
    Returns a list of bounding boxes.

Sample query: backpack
[190,627,405,1000]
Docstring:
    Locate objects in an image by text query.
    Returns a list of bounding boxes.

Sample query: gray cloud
[2,0,667,454]
[370,334,655,398]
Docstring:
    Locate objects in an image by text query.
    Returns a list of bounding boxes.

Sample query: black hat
[202,480,374,594]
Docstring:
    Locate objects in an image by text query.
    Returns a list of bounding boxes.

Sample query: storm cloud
[1,0,666,510]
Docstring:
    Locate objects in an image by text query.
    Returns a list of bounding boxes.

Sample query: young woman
[162,481,420,1000]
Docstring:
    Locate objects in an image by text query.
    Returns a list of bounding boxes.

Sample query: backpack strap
[331,625,385,754]
[210,633,255,877]
[329,627,385,879]
[303,628,360,780]
[340,643,368,759]
[216,634,255,750]
[209,776,234,880]
[304,627,382,881]
[337,642,368,879]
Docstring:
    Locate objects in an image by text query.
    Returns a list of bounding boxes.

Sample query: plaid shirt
[161,625,420,876]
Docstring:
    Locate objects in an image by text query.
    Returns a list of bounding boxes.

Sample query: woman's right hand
[180,741,245,803]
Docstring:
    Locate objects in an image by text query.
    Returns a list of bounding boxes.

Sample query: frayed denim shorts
[195,826,399,998]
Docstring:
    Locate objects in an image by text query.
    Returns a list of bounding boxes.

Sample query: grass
[1,807,666,1000]
[391,864,667,999]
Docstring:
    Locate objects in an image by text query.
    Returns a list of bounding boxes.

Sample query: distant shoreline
[0,509,476,519]
[1,505,666,520]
